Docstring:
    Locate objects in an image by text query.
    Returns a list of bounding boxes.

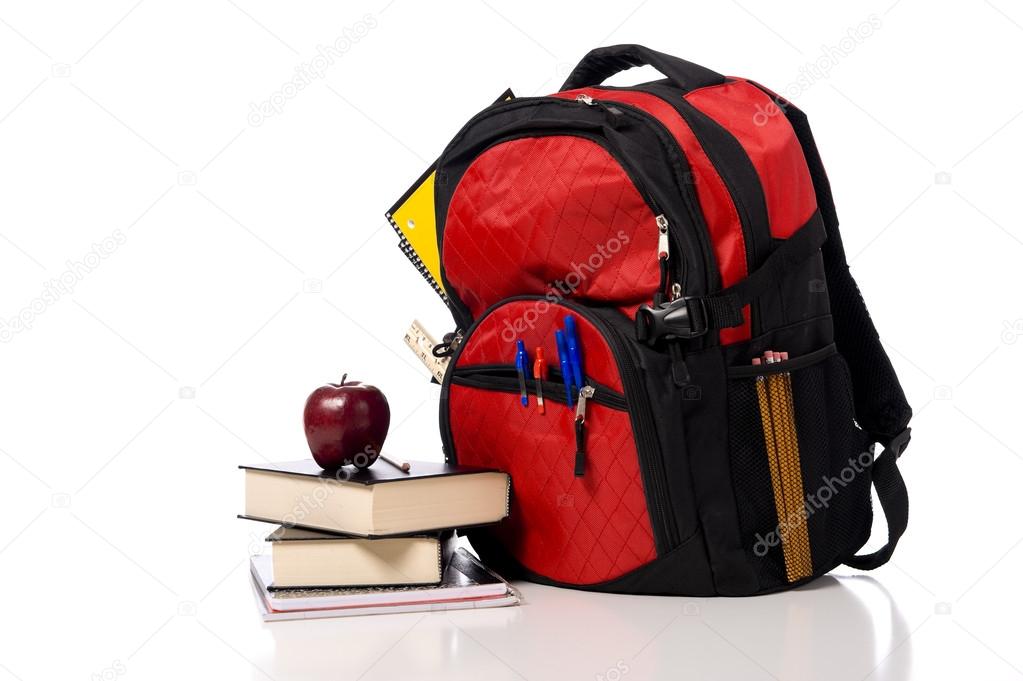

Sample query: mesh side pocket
[792,354,874,574]
[728,351,874,590]
[728,379,790,588]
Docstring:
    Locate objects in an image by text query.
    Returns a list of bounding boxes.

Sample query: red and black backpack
[435,45,912,595]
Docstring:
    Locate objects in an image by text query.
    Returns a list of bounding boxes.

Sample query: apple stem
[340,373,347,386]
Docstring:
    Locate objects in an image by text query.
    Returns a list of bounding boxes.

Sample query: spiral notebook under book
[250,547,520,621]
[385,88,515,303]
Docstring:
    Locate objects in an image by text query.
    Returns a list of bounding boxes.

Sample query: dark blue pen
[564,316,584,396]
[555,330,573,406]
[515,340,529,407]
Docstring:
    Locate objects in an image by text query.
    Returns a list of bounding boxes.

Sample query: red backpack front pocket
[441,297,675,585]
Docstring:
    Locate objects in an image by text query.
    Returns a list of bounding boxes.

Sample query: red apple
[303,374,390,470]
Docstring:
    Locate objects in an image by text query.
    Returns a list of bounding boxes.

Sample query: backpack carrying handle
[560,44,726,93]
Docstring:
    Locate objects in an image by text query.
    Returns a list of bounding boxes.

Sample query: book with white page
[249,548,519,621]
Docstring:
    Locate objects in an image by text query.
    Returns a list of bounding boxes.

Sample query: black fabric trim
[726,343,836,378]
[679,344,760,595]
[631,82,773,269]
[700,211,826,329]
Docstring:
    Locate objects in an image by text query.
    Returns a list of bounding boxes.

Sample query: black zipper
[440,295,682,552]
[451,364,628,411]
[625,84,760,271]
[586,96,719,295]
[575,86,752,302]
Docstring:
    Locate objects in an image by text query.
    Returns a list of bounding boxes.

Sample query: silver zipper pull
[670,282,682,302]
[575,385,595,422]
[575,93,594,105]
[656,214,670,261]
[574,385,595,477]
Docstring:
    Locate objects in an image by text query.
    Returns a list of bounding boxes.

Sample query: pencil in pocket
[754,351,813,582]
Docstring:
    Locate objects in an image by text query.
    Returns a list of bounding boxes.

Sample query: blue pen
[515,340,529,407]
[555,330,574,406]
[564,316,584,396]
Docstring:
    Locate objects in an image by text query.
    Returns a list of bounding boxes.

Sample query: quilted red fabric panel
[442,136,661,320]
[455,299,622,393]
[449,385,656,584]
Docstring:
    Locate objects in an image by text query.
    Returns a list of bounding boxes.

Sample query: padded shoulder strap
[773,94,913,570]
[782,104,912,442]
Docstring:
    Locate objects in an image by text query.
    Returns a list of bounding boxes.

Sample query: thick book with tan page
[240,459,510,537]
[266,526,454,589]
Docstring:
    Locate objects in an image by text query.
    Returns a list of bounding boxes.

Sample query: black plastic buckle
[635,296,708,344]
[885,427,912,459]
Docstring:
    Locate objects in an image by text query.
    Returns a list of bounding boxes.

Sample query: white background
[1,1,1021,679]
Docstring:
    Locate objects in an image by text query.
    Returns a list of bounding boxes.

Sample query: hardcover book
[240,459,510,537]
[266,526,454,589]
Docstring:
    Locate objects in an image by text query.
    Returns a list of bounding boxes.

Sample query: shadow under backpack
[433,45,912,595]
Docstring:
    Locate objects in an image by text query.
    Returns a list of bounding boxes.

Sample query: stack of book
[239,459,516,620]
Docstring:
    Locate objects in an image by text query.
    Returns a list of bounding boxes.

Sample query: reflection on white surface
[253,572,912,681]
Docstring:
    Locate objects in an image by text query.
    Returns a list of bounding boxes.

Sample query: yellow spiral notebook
[387,164,445,299]
[386,89,515,303]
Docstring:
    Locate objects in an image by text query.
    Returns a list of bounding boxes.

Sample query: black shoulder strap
[771,92,913,571]
[845,429,911,570]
